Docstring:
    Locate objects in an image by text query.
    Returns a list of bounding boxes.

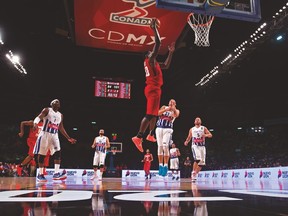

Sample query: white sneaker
[191,172,197,181]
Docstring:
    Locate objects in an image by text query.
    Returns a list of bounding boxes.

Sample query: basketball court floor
[0,176,287,216]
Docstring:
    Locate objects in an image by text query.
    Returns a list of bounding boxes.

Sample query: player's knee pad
[53,151,61,160]
[157,146,163,155]
[163,145,170,156]
[145,114,155,120]
[38,154,45,164]
[93,165,98,169]
[99,164,104,169]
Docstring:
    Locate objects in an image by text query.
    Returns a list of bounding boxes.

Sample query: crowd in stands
[203,124,288,171]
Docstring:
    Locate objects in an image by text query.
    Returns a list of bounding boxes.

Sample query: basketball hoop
[112,149,117,155]
[187,13,215,47]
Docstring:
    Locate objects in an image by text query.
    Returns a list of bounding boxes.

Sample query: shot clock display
[94,79,131,99]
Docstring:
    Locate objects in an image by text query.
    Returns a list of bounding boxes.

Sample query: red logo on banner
[74,0,189,54]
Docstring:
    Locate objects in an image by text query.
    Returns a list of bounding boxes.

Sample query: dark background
[0,0,287,168]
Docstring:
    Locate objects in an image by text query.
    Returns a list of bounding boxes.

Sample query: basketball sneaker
[37,174,47,183]
[158,165,164,176]
[53,170,67,180]
[191,172,197,181]
[132,136,143,152]
[162,166,168,176]
[146,134,156,142]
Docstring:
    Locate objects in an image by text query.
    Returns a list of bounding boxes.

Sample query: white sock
[54,164,60,173]
[39,167,44,175]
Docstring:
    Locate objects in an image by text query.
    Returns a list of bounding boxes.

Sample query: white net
[187,13,215,47]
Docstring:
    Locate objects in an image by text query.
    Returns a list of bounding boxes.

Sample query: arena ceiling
[0,0,288,126]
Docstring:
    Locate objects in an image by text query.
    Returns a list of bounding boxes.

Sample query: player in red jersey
[18,120,50,176]
[132,18,175,152]
[141,148,154,179]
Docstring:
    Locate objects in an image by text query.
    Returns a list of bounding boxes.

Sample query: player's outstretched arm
[148,18,161,62]
[160,42,175,70]
[58,114,76,144]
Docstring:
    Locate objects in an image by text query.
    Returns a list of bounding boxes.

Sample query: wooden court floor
[0,177,288,216]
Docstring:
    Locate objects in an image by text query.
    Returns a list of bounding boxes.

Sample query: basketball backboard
[107,142,122,153]
[156,0,261,22]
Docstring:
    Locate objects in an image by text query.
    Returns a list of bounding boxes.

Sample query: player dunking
[132,18,175,152]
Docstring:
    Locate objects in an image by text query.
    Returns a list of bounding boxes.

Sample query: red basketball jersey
[144,58,163,88]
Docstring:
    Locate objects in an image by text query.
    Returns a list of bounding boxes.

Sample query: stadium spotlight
[276,34,284,41]
[5,50,27,74]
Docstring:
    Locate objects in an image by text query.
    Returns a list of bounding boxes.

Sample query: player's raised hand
[150,18,160,29]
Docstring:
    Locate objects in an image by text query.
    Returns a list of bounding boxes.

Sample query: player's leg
[170,159,176,180]
[146,116,157,142]
[33,133,49,182]
[43,151,50,175]
[144,162,148,179]
[98,152,107,180]
[162,129,172,176]
[196,146,206,174]
[91,151,99,180]
[175,158,180,180]
[51,135,66,180]
[146,91,160,142]
[21,138,36,167]
[156,128,164,176]
[29,158,37,177]
[191,145,202,181]
[147,163,152,179]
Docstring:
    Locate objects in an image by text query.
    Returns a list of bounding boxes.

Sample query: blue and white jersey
[42,108,61,134]
[95,136,107,153]
[170,147,179,159]
[156,107,175,129]
[192,126,206,146]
